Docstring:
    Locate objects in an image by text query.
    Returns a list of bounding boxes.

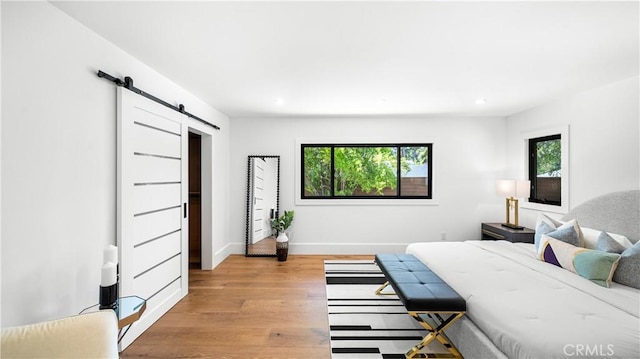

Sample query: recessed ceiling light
[274,98,284,105]
[475,98,487,105]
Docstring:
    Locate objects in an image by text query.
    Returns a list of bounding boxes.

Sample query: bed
[405,190,640,358]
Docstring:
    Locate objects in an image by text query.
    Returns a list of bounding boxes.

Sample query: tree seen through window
[529,135,561,205]
[302,144,431,199]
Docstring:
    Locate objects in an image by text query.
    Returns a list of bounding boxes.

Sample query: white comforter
[406,240,640,359]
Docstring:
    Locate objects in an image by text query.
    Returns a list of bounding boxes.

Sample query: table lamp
[496,180,530,230]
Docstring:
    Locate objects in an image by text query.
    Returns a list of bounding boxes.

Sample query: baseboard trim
[213,243,242,268]
[225,242,411,256]
[289,242,409,255]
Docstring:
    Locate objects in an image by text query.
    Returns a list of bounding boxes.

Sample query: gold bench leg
[375,281,396,295]
[406,311,465,359]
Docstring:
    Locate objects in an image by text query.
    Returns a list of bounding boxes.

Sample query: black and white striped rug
[325,260,448,359]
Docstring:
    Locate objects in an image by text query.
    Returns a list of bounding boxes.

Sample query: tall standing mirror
[245,155,280,256]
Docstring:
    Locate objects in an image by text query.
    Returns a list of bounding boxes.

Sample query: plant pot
[276,238,288,262]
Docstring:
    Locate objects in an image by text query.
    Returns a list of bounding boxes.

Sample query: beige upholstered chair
[1,310,119,358]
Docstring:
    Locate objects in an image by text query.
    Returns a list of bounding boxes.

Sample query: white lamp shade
[515,180,531,198]
[496,180,530,198]
[496,180,515,197]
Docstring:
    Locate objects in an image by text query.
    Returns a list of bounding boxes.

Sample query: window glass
[303,146,331,197]
[334,146,398,196]
[301,143,432,199]
[529,135,561,205]
[400,146,430,197]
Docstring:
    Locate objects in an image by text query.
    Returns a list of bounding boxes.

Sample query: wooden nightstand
[481,223,535,243]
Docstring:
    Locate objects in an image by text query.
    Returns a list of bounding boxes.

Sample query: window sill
[295,198,439,206]
[521,201,568,215]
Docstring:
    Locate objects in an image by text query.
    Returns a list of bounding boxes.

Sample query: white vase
[276,232,289,243]
[276,232,289,261]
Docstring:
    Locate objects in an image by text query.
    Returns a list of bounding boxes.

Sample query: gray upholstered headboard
[562,190,640,243]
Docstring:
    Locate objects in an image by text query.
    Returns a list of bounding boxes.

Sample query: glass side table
[80,295,146,343]
[114,296,146,328]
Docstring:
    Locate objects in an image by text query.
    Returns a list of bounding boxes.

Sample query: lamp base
[501,223,525,230]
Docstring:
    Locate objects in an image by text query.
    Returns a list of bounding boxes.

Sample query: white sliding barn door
[117,88,188,350]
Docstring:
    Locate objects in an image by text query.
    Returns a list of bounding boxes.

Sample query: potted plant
[271,210,294,261]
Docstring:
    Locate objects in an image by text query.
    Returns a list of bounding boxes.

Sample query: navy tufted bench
[375,253,466,359]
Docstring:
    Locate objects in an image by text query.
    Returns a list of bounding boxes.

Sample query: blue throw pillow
[533,214,584,250]
[597,232,627,254]
[546,225,581,247]
[613,241,640,289]
[534,221,556,250]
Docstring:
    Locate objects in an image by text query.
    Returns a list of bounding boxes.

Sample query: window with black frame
[302,143,432,199]
[528,134,561,206]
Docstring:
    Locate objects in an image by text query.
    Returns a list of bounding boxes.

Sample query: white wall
[231,116,508,254]
[1,2,230,327]
[506,76,640,228]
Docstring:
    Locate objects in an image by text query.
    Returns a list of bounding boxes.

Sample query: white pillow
[535,213,563,231]
[581,227,633,250]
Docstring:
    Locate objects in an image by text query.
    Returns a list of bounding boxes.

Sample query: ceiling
[52,1,639,118]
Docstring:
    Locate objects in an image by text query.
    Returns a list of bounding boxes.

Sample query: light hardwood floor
[121,254,373,359]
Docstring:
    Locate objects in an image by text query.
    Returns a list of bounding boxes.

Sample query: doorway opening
[188,132,202,269]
